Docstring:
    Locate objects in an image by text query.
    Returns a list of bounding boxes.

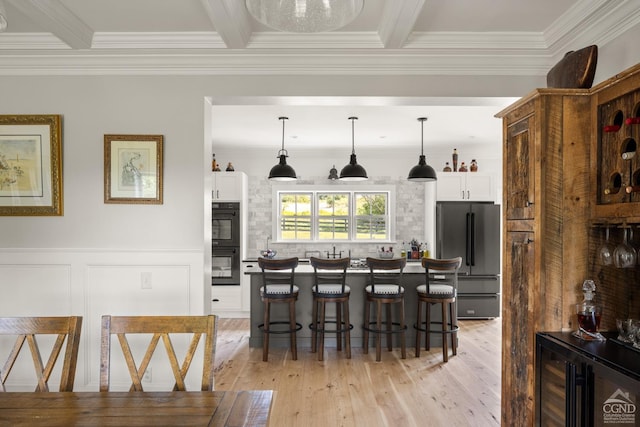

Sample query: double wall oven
[212,202,240,286]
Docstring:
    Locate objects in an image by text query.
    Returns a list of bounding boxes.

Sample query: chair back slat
[258,257,299,293]
[0,316,82,392]
[309,257,349,294]
[100,315,218,392]
[366,257,406,294]
[421,257,463,294]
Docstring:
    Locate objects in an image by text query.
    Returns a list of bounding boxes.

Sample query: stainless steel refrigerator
[436,202,501,318]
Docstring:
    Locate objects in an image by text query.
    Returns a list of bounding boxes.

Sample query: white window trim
[272,185,396,243]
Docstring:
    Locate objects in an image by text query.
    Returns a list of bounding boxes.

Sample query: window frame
[272,185,395,243]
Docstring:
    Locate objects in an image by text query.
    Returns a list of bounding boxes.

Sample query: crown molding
[545,0,640,57]
[0,48,550,76]
[0,0,638,77]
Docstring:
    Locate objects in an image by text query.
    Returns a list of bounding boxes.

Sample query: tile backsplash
[245,174,428,260]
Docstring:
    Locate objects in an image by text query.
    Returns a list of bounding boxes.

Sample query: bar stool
[414,257,462,362]
[257,257,302,362]
[309,257,352,361]
[363,257,407,362]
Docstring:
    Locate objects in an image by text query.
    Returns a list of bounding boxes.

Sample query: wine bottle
[452,148,458,172]
[625,185,640,194]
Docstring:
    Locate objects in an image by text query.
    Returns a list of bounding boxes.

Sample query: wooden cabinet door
[505,115,535,220]
[502,230,536,426]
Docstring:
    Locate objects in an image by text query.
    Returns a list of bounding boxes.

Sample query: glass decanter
[573,280,605,341]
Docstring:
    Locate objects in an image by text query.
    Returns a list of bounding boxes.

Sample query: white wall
[0,32,639,390]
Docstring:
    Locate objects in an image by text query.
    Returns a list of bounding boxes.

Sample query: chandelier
[245,0,364,33]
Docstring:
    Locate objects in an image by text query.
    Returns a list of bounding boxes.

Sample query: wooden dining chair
[100,314,218,392]
[0,316,83,392]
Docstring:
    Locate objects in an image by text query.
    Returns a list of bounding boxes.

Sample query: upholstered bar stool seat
[363,257,407,362]
[414,257,462,362]
[309,257,352,361]
[257,257,302,362]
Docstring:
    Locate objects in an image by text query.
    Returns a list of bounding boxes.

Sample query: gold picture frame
[0,114,63,216]
[104,134,163,204]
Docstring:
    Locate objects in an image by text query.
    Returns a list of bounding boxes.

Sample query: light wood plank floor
[214,318,501,427]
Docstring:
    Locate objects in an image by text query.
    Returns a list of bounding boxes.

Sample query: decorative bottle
[212,154,221,172]
[470,159,478,172]
[452,148,458,172]
[574,280,604,340]
[226,162,235,171]
[459,162,467,172]
[443,162,452,172]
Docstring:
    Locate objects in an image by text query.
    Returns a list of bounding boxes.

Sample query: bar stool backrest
[258,257,299,294]
[421,257,463,295]
[365,257,407,294]
[309,257,350,294]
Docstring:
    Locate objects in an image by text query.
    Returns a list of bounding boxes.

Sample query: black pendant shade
[408,117,437,182]
[339,117,368,181]
[268,116,297,181]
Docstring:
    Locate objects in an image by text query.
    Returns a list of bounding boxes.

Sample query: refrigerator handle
[470,212,475,266]
[437,204,443,257]
[465,213,471,266]
[566,362,577,427]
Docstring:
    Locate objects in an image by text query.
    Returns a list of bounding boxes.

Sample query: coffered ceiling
[1,0,638,152]
[0,0,636,75]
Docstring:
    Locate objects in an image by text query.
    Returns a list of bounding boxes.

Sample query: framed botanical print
[104,134,163,204]
[0,114,63,216]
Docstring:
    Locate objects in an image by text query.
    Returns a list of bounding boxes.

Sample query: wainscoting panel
[0,249,204,391]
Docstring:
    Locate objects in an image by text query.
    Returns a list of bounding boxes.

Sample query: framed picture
[0,114,63,216]
[104,134,163,204]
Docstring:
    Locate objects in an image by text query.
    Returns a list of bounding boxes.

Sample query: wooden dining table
[0,390,273,427]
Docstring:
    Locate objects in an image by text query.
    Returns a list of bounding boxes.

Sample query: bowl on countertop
[259,249,277,259]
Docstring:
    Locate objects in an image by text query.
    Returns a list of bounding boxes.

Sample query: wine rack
[593,64,640,221]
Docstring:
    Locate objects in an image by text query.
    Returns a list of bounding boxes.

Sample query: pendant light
[407,117,437,182]
[268,116,297,181]
[339,117,368,181]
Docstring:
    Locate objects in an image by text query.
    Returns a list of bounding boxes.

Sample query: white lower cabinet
[210,261,253,318]
[211,286,242,311]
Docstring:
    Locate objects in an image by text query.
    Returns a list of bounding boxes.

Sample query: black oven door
[212,202,240,247]
[212,247,240,285]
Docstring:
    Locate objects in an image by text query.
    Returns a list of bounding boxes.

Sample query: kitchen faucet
[325,246,344,259]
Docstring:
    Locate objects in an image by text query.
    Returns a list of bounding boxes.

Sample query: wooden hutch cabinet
[496,90,592,426]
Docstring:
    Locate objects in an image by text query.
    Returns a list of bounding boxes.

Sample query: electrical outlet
[141,272,152,289]
[142,367,152,382]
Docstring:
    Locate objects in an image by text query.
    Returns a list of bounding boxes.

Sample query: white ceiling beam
[200,0,251,49]
[378,0,426,48]
[6,0,93,49]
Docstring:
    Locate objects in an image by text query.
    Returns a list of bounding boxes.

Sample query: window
[275,186,393,242]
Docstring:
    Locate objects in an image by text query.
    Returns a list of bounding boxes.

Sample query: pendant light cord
[349,116,357,155]
[279,116,288,155]
[420,118,424,156]
[418,117,427,156]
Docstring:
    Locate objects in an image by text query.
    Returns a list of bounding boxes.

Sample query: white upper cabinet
[212,172,246,201]
[437,172,494,201]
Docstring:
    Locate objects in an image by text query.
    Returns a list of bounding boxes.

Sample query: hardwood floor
[214,318,501,426]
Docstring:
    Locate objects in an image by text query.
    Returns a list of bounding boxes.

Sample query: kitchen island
[245,260,449,349]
